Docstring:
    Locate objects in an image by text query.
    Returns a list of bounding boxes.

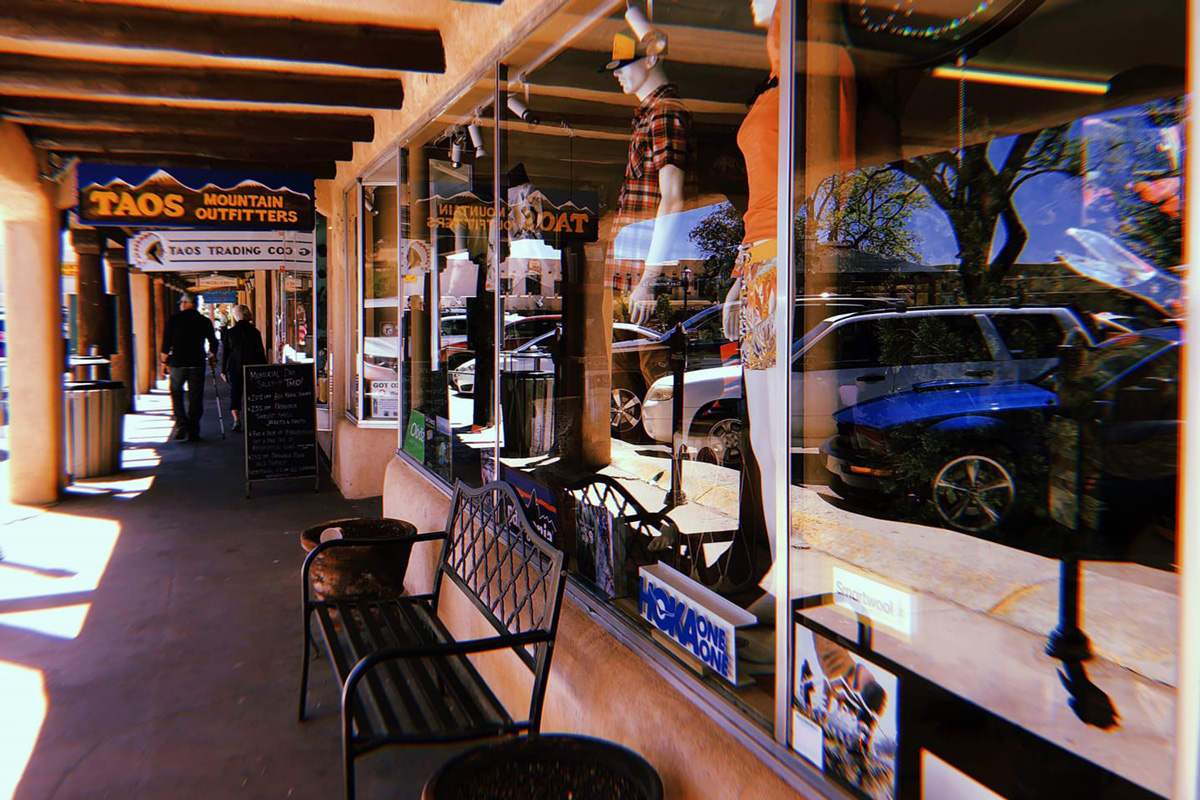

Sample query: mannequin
[602,32,693,325]
[725,0,783,616]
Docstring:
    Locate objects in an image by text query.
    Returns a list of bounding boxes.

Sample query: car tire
[700,417,744,470]
[611,386,644,439]
[930,451,1018,534]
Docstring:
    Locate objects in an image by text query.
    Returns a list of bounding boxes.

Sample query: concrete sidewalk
[0,389,461,800]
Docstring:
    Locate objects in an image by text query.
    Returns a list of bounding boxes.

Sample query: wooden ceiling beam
[28,128,353,163]
[0,53,405,108]
[0,0,444,73]
[0,96,375,141]
[49,152,339,180]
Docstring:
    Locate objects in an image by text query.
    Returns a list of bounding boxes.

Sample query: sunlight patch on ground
[66,475,155,500]
[121,448,162,469]
[0,603,91,640]
[0,661,47,799]
[0,514,120,606]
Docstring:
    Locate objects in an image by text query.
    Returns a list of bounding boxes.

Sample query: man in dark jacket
[161,293,219,442]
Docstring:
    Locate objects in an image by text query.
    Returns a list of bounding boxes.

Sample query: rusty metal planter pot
[300,517,419,601]
[422,734,663,800]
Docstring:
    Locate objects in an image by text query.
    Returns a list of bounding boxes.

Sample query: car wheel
[704,417,744,470]
[930,453,1017,534]
[611,387,643,438]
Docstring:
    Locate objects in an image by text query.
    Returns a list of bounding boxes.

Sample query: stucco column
[153,279,168,385]
[130,270,153,395]
[105,246,135,410]
[254,270,272,361]
[558,241,610,468]
[0,122,62,504]
[72,228,111,359]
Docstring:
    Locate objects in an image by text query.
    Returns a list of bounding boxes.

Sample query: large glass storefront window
[398,82,499,484]
[359,164,400,423]
[389,0,1190,796]
[788,1,1185,798]
[490,0,781,731]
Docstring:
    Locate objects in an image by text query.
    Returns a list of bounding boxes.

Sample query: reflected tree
[896,126,1082,303]
[809,167,929,262]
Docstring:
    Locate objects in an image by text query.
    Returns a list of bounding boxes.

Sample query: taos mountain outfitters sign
[77,164,314,230]
[129,230,314,272]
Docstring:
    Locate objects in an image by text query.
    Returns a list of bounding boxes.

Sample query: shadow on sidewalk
[0,389,447,799]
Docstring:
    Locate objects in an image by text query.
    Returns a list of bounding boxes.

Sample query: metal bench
[299,480,568,800]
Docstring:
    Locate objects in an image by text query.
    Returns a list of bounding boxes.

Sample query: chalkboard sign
[243,363,318,495]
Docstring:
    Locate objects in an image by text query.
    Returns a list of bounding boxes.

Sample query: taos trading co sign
[77,163,314,231]
[129,230,314,272]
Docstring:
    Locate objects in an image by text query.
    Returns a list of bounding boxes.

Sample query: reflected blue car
[823,328,1180,536]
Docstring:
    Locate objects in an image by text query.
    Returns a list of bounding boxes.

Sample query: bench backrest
[434,481,567,676]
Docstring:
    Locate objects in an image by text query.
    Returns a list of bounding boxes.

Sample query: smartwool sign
[77,164,314,230]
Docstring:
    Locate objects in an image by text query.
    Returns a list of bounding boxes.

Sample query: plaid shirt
[605,83,695,289]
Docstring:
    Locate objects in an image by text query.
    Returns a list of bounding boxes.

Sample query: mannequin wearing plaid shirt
[604,56,694,324]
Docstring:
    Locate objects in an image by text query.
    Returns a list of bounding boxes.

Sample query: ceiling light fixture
[624,1,667,57]
[467,123,487,158]
[507,95,539,125]
[931,65,1109,95]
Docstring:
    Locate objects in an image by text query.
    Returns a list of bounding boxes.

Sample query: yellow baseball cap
[601,31,646,71]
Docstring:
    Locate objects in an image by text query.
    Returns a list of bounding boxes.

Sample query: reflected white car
[641,305,1092,453]
[453,323,658,396]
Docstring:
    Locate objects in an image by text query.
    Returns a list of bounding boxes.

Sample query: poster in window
[576,502,627,598]
[793,626,899,800]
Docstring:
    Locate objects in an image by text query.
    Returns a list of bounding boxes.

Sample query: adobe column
[105,244,136,411]
[72,228,112,365]
[130,268,154,396]
[153,279,169,386]
[0,121,62,503]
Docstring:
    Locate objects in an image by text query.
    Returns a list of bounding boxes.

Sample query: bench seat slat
[328,602,403,739]
[384,600,512,734]
[356,601,441,736]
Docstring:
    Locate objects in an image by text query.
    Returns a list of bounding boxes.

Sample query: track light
[624,2,667,57]
[449,129,464,168]
[467,123,487,158]
[507,95,539,125]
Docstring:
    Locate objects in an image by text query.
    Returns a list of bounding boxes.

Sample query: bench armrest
[301,530,449,594]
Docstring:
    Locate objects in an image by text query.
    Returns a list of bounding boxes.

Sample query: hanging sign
[77,163,314,230]
[193,275,241,289]
[128,230,314,272]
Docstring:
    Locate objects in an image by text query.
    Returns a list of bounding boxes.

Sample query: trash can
[501,370,554,457]
[64,380,125,478]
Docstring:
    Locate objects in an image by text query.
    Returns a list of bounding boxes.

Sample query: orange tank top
[737,84,779,245]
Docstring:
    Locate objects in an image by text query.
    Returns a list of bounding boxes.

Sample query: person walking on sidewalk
[161,293,219,442]
[220,304,267,432]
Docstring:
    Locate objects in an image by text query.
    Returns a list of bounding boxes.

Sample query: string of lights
[855,0,997,39]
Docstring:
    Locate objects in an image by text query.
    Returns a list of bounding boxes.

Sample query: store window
[356,153,401,424]
[788,1,1186,798]
[397,83,499,485]
[482,0,781,732]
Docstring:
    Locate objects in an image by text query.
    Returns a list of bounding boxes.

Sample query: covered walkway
[0,386,459,800]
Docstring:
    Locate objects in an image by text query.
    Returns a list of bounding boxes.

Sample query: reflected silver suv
[641,303,1094,456]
